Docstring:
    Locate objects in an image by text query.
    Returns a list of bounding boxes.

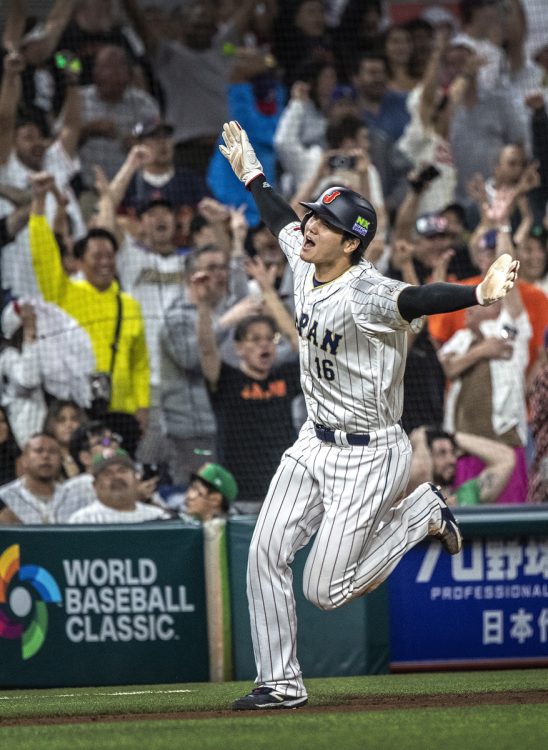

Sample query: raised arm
[122,0,158,55]
[454,432,515,504]
[108,144,152,210]
[417,28,449,129]
[0,51,24,166]
[3,0,26,53]
[19,0,77,66]
[29,173,68,303]
[397,253,519,322]
[219,120,298,237]
[195,277,222,390]
[245,256,298,350]
[57,64,82,159]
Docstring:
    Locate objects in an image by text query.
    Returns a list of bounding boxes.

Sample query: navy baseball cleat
[232,687,308,710]
[429,484,463,555]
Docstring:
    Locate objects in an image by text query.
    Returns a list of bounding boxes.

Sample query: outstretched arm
[398,254,520,321]
[219,120,298,236]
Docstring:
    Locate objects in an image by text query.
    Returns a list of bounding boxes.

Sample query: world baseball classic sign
[0,524,209,687]
[389,536,548,669]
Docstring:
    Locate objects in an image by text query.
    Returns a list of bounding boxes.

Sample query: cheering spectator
[0,301,48,448]
[334,0,384,81]
[272,0,334,87]
[56,0,154,90]
[352,52,410,143]
[159,244,253,486]
[29,174,150,455]
[429,182,548,371]
[207,48,285,227]
[2,0,77,117]
[438,208,532,504]
[119,119,210,246]
[454,0,506,90]
[68,450,169,524]
[197,307,300,515]
[383,24,419,94]
[273,60,338,195]
[0,295,96,410]
[407,427,516,505]
[442,37,528,207]
[0,49,85,297]
[0,433,64,524]
[405,17,435,80]
[122,0,258,175]
[397,28,458,215]
[77,44,160,185]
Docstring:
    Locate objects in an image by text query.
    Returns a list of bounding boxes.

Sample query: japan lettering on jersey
[278,222,423,433]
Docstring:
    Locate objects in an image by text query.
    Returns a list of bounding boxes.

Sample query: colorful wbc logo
[0,545,61,659]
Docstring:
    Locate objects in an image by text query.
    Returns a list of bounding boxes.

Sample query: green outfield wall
[1,506,547,687]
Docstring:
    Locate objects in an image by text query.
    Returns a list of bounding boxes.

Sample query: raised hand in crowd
[290,81,311,102]
[245,255,298,349]
[198,197,231,225]
[217,295,264,331]
[430,247,455,283]
[29,172,56,213]
[197,197,232,254]
[390,239,419,286]
[19,303,37,344]
[229,204,248,257]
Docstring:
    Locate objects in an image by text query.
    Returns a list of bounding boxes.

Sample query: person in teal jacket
[207,49,285,227]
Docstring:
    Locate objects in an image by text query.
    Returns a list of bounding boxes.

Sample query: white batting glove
[475,253,520,306]
[219,121,264,187]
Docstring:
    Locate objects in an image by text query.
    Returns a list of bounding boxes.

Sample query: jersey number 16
[314,357,335,381]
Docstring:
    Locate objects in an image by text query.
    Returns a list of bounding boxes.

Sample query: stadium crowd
[0,0,546,526]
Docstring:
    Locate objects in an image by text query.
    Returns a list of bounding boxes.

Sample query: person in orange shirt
[429,230,548,370]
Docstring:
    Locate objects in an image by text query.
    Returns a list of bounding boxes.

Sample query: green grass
[1,706,548,750]
[1,671,547,750]
[1,670,547,720]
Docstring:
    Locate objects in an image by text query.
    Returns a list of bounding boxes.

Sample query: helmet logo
[352,215,371,236]
[322,190,341,204]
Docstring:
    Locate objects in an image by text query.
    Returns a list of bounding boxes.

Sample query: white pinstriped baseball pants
[246,419,442,697]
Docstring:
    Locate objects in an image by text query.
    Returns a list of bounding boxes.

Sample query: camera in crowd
[89,372,112,417]
[328,154,357,171]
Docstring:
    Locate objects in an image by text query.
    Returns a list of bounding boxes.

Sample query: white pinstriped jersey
[279,221,423,433]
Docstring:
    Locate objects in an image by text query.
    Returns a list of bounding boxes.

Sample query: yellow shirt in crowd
[29,214,150,413]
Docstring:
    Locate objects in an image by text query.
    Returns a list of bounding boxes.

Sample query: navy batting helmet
[300,186,377,250]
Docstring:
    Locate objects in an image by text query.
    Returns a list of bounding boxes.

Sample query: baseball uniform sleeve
[278,221,306,270]
[349,275,424,334]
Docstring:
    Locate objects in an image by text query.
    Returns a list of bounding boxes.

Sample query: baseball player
[219,121,519,711]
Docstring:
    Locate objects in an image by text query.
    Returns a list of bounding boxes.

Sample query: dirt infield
[1,690,547,726]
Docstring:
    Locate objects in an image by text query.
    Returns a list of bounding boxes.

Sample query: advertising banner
[389,537,548,669]
[0,524,209,687]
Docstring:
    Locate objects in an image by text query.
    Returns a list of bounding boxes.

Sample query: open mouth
[302,235,316,251]
[259,351,273,365]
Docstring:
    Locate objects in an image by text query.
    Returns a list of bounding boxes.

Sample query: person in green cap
[183,462,238,522]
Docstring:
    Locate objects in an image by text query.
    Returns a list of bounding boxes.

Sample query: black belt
[314,424,370,446]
